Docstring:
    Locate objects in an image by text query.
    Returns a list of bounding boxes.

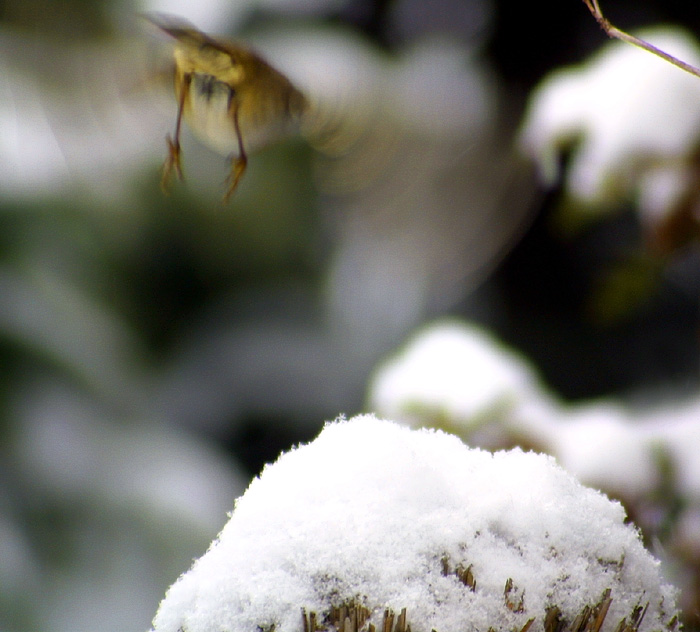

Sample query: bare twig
[582,0,700,79]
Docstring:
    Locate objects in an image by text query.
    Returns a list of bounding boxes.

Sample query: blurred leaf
[586,254,663,325]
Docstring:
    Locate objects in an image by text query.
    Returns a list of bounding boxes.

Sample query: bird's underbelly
[184,74,243,156]
[182,72,300,157]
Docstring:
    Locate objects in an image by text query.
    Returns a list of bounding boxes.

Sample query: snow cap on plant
[367,320,547,429]
[150,416,679,632]
[518,26,700,210]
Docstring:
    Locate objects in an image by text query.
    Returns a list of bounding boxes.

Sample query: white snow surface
[518,26,700,209]
[151,416,678,632]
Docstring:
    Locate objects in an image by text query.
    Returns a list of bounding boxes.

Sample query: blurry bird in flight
[144,13,309,203]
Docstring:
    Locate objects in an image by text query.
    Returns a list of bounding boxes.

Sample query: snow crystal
[151,416,678,632]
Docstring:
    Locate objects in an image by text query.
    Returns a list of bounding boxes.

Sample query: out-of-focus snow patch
[648,406,700,499]
[0,61,72,197]
[138,0,350,26]
[0,29,169,204]
[150,416,678,632]
[518,26,700,213]
[635,163,696,229]
[136,0,250,32]
[522,400,700,505]
[533,403,658,500]
[368,318,700,504]
[368,320,545,429]
[15,384,246,533]
[258,0,349,16]
[10,383,248,632]
[0,267,145,408]
[391,37,493,138]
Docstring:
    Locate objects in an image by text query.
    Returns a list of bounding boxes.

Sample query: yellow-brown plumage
[145,14,308,202]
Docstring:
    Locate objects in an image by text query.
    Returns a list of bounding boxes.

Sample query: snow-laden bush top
[151,416,678,632]
[518,26,700,211]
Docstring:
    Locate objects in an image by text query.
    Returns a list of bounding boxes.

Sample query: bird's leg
[223,91,247,204]
[161,71,192,193]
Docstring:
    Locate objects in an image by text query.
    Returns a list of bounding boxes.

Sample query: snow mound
[151,416,679,632]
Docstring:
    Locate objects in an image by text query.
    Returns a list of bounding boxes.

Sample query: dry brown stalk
[505,578,526,613]
[582,0,700,79]
[448,562,474,591]
[298,580,660,632]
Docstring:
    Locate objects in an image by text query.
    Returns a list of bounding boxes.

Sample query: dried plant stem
[298,587,650,632]
[302,605,410,632]
[582,0,700,79]
[297,564,666,632]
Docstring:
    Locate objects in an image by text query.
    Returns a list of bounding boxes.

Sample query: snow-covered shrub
[150,416,679,632]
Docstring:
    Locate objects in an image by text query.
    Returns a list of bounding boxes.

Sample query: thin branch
[582,0,700,80]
